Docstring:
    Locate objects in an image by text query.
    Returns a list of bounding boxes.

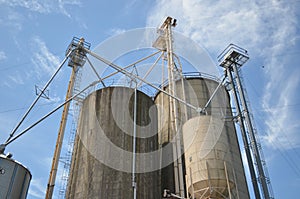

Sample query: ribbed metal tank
[0,154,31,199]
[155,77,250,199]
[66,87,160,199]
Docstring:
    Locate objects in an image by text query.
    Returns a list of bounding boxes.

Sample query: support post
[164,17,185,197]
[224,161,232,199]
[132,86,138,199]
[45,67,76,199]
[218,44,274,199]
[45,37,89,199]
[226,68,261,199]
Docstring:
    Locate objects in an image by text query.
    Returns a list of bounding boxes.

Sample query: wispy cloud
[146,0,300,149]
[108,28,127,36]
[1,36,66,103]
[147,0,297,55]
[0,0,82,18]
[7,72,25,85]
[28,178,46,199]
[31,36,60,79]
[0,50,7,60]
[262,69,300,149]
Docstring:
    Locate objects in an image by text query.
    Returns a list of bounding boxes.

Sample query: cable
[4,80,98,147]
[253,109,300,177]
[5,51,72,144]
[0,101,59,114]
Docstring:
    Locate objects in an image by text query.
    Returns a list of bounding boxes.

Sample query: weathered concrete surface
[66,87,160,199]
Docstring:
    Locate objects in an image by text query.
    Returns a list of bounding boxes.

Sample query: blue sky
[0,0,299,198]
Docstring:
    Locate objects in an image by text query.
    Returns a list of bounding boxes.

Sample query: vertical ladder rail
[45,67,77,199]
[227,68,261,199]
[233,66,274,199]
[45,37,90,199]
[58,67,84,198]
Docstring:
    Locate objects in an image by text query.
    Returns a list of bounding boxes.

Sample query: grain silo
[66,86,160,199]
[155,76,250,198]
[0,15,274,199]
[51,16,273,199]
[0,154,31,199]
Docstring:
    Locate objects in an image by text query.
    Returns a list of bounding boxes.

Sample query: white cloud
[1,37,60,87]
[40,156,53,169]
[28,178,46,199]
[31,36,60,79]
[108,28,128,36]
[262,68,300,149]
[146,0,299,149]
[0,0,82,17]
[146,0,297,56]
[7,72,25,85]
[0,51,6,60]
[49,95,62,104]
[57,0,82,18]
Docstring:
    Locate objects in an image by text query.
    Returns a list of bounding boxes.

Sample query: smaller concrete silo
[155,76,250,199]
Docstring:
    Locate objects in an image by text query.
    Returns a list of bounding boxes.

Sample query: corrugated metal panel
[0,155,31,199]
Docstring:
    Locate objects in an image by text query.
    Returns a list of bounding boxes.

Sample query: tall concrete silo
[155,76,250,199]
[66,86,160,199]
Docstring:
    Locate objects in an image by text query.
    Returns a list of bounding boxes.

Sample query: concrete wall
[155,78,250,199]
[66,87,160,199]
[66,78,250,199]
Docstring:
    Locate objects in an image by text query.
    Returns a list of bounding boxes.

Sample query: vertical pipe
[224,161,232,199]
[165,21,179,195]
[180,78,188,121]
[232,64,270,199]
[226,68,261,199]
[45,66,76,199]
[175,55,188,121]
[165,19,185,197]
[185,175,189,199]
[132,86,137,199]
[159,53,165,170]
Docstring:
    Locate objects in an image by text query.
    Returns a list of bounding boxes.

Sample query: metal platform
[66,37,91,68]
[218,43,249,68]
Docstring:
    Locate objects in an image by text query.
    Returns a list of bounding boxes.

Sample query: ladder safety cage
[66,37,91,68]
[218,44,274,199]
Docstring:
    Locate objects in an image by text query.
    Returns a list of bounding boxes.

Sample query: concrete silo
[66,86,160,199]
[155,76,250,199]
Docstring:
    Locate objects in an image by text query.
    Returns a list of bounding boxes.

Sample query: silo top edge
[0,154,32,177]
[153,72,221,100]
[82,86,153,102]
